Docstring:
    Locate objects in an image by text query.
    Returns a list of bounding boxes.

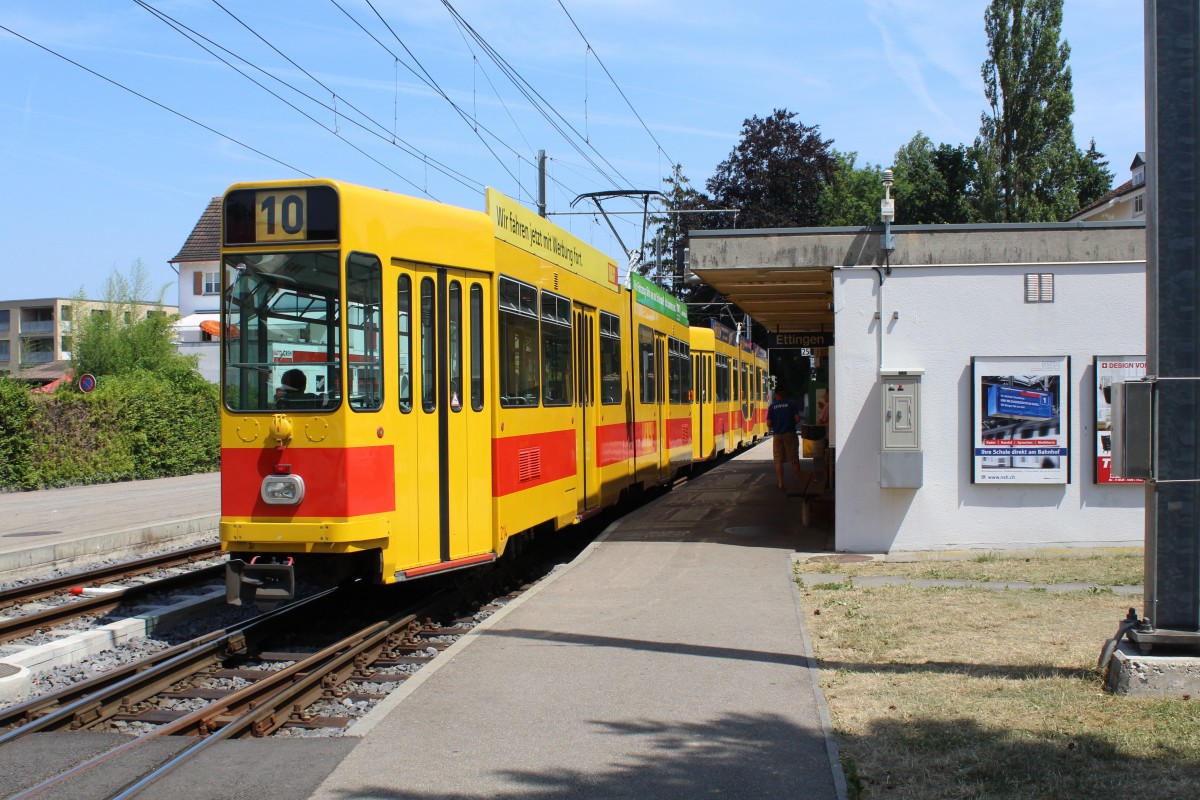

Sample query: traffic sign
[78,374,97,393]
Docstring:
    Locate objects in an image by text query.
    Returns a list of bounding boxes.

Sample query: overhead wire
[438,0,637,190]
[134,0,450,199]
[447,13,536,159]
[335,0,523,189]
[185,0,481,194]
[10,1,668,249]
[555,0,675,168]
[0,23,312,178]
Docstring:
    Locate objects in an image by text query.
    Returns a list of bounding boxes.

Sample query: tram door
[574,305,600,513]
[408,264,493,568]
[654,332,669,480]
[694,352,710,458]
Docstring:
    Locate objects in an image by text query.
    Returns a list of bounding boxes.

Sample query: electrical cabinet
[880,369,923,488]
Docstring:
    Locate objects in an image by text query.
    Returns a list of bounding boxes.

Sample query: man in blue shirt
[767,387,803,490]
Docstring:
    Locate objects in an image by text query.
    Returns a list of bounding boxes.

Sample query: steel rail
[0,563,226,643]
[110,610,419,799]
[0,588,337,744]
[4,598,416,800]
[0,543,222,607]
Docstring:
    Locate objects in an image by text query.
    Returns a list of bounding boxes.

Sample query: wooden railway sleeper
[12,697,59,726]
[70,701,102,729]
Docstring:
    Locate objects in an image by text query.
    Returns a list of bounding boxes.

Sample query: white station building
[689,220,1146,557]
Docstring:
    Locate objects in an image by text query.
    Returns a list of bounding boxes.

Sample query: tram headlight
[261,474,305,505]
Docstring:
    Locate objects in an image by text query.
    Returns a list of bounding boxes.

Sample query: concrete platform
[312,441,844,800]
[0,473,220,584]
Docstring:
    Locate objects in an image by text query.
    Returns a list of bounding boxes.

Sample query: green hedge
[0,371,219,491]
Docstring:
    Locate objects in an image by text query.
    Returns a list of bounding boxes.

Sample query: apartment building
[0,297,178,384]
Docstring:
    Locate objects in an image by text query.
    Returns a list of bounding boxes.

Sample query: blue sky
[2,1,1143,306]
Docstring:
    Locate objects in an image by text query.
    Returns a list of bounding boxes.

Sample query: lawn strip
[802,582,1200,799]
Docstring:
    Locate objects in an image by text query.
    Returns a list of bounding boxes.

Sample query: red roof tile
[170,197,221,263]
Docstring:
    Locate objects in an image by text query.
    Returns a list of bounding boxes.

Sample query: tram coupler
[226,557,296,606]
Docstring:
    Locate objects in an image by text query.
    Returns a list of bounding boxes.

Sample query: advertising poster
[972,356,1071,484]
[1094,355,1147,484]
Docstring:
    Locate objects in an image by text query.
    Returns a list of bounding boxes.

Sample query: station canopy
[689,264,833,333]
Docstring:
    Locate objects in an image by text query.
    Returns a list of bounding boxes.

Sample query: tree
[643,164,717,284]
[69,260,198,379]
[817,151,884,227]
[646,164,737,325]
[1076,138,1116,209]
[706,109,837,229]
[979,0,1081,221]
[892,133,976,224]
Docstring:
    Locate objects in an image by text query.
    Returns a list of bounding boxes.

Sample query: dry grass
[797,552,1143,586]
[800,572,1200,799]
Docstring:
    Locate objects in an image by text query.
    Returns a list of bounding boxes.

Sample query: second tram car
[219,180,764,606]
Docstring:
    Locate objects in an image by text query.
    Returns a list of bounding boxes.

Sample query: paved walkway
[312,442,844,799]
[0,473,219,582]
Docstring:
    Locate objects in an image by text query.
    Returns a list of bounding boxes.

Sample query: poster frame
[1093,355,1147,484]
[971,355,1071,484]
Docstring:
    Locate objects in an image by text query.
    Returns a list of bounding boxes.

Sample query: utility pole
[1129,1,1200,651]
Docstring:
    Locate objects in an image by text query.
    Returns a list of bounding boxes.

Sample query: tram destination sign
[224,185,340,245]
[768,331,833,349]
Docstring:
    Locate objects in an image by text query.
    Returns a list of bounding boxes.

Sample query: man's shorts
[772,432,800,465]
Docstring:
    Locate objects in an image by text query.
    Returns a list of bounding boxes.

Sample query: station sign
[768,331,833,349]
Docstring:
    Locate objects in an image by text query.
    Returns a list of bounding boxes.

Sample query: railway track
[0,544,225,644]
[0,537,558,800]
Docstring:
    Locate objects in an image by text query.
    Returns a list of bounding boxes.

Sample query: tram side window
[715,355,730,402]
[470,284,484,412]
[499,276,539,407]
[741,362,749,402]
[421,277,436,413]
[541,291,572,407]
[347,253,383,411]
[599,312,621,404]
[639,325,656,404]
[449,281,463,412]
[398,275,412,413]
[668,337,691,404]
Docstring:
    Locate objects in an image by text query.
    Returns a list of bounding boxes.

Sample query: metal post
[1132,1,1200,649]
[537,150,547,218]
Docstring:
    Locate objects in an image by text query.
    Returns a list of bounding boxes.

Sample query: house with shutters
[170,197,221,382]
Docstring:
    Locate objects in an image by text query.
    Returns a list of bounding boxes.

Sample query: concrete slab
[0,587,226,702]
[1106,642,1200,697]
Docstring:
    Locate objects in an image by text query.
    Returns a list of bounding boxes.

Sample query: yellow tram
[218,180,706,605]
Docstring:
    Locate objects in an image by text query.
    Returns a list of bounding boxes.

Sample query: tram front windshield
[222,251,342,412]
